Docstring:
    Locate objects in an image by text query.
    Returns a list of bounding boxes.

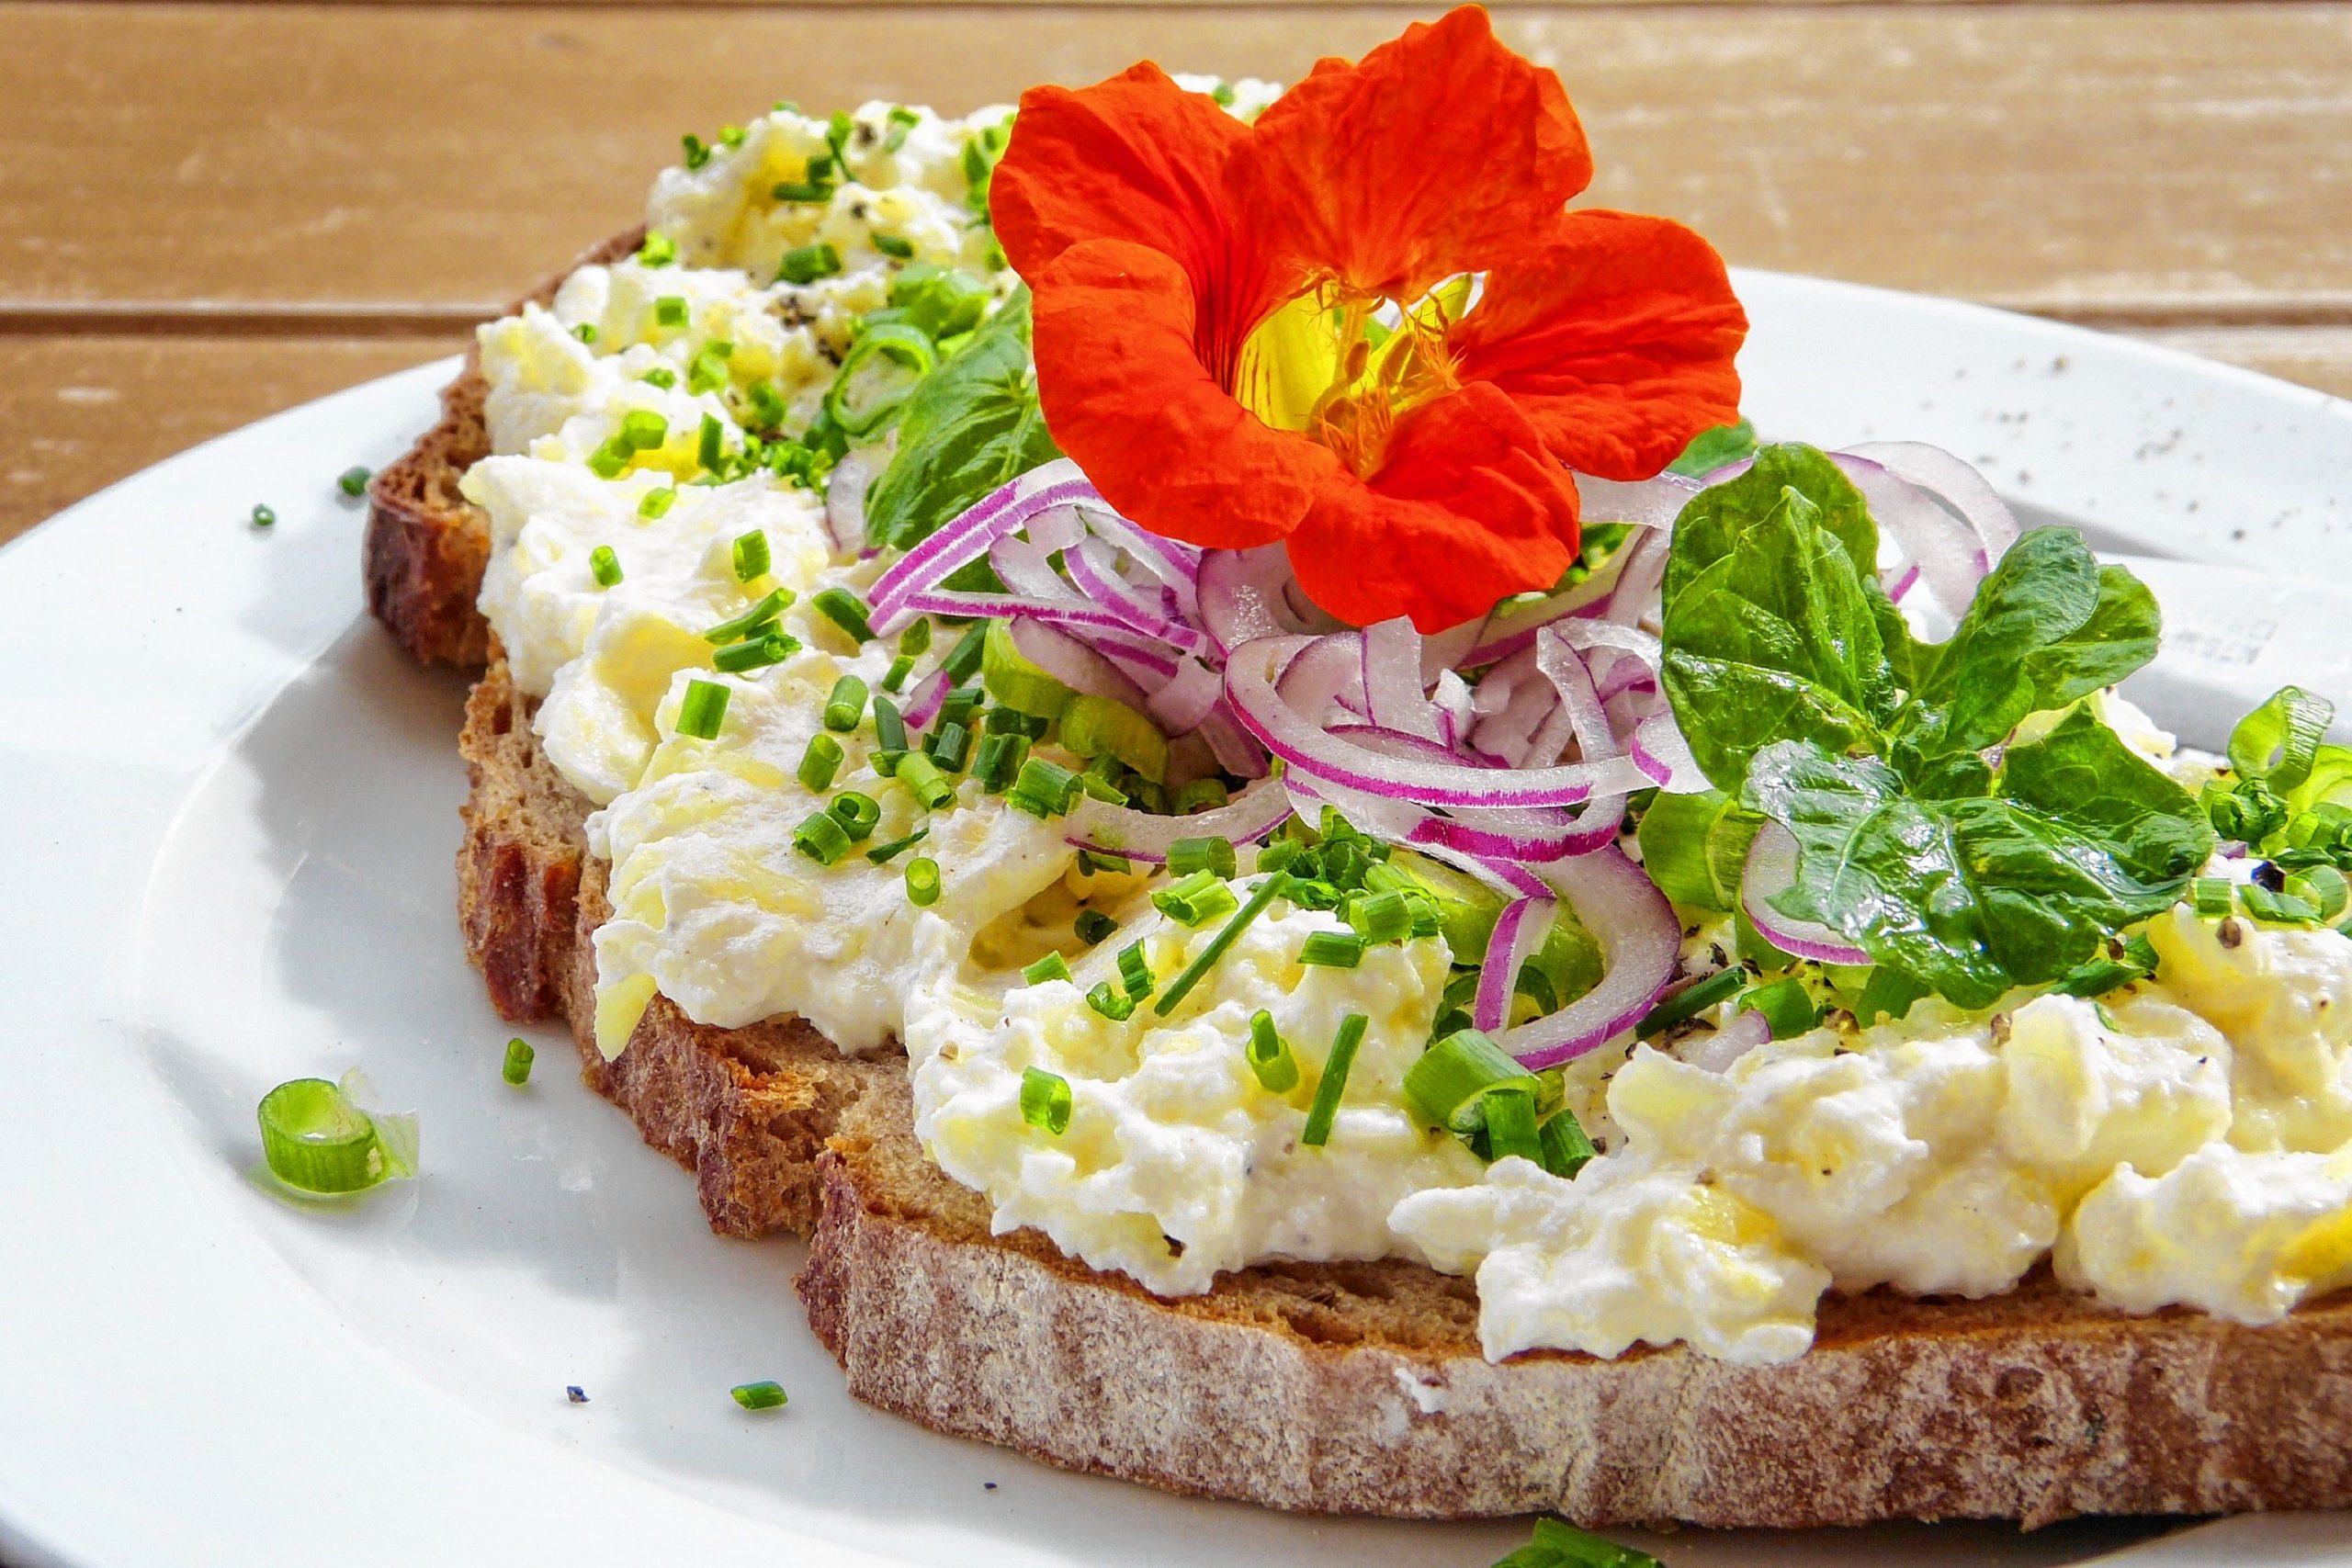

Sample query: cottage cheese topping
[908,887,1484,1294]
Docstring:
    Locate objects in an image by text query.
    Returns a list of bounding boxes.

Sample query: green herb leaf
[863,287,1060,553]
[1666,416,1758,479]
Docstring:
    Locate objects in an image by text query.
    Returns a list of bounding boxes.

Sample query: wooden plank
[5,322,2344,547]
[6,3,2352,324]
[2132,325,2352,401]
[0,334,455,544]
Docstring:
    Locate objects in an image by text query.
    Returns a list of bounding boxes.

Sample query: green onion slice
[823,321,936,438]
[2191,875,2236,919]
[904,855,942,905]
[1023,952,1072,986]
[731,530,771,581]
[1634,968,1743,1039]
[1402,1029,1536,1133]
[2230,685,2335,793]
[1481,1085,1543,1165]
[704,589,792,645]
[256,1074,415,1195]
[1168,836,1238,879]
[1156,874,1290,1017]
[675,679,730,740]
[502,1038,535,1087]
[1245,1010,1299,1094]
[1020,1066,1072,1136]
[1300,1015,1368,1148]
[812,587,876,644]
[1298,931,1365,969]
[730,1381,789,1411]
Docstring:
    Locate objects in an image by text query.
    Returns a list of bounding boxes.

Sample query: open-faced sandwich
[363,6,2352,1533]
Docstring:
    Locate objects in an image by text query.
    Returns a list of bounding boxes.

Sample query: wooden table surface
[6,1,2351,546]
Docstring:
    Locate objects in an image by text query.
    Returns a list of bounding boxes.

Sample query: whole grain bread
[455,654,2352,1528]
[365,228,646,671]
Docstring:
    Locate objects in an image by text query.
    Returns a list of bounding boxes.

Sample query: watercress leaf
[1744,711,2211,1009]
[1898,529,2158,757]
[863,287,1060,553]
[1661,443,1878,606]
[1667,418,1758,479]
[1635,787,1764,912]
[1662,488,1898,787]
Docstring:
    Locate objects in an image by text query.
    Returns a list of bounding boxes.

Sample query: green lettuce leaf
[863,286,1059,554]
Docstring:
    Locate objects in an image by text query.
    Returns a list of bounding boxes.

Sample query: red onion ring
[1739,822,1871,965]
[1476,896,1555,1032]
[1495,845,1682,1069]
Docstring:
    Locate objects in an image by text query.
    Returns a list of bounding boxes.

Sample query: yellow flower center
[1233,279,1468,479]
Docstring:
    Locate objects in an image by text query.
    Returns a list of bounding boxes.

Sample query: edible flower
[991,6,1746,629]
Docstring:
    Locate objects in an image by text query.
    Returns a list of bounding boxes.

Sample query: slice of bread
[455,658,2352,1528]
[366,228,646,671]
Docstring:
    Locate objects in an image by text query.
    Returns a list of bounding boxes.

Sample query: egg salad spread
[464,83,2352,1371]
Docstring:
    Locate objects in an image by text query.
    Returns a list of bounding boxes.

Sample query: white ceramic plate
[5,271,2351,1568]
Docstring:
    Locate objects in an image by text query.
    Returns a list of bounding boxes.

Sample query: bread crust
[364,228,646,670]
[451,665,2352,1527]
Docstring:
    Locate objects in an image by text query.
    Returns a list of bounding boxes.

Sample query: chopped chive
[2242,883,2321,924]
[675,679,730,740]
[502,1037,536,1087]
[1008,758,1081,819]
[1300,1014,1368,1148]
[2291,863,2351,921]
[704,589,791,645]
[639,231,677,267]
[1020,1066,1072,1136]
[824,674,869,732]
[881,654,916,692]
[1634,968,1744,1039]
[337,466,372,498]
[1155,874,1290,1017]
[588,437,630,479]
[251,503,277,528]
[940,622,987,682]
[777,243,843,286]
[984,705,1046,738]
[589,544,623,588]
[620,409,669,451]
[883,105,921,153]
[1086,982,1136,1021]
[938,683,984,728]
[1168,836,1238,879]
[865,827,928,864]
[904,854,942,905]
[1537,1110,1600,1179]
[1481,1086,1543,1165]
[896,751,956,811]
[926,721,973,773]
[1298,931,1365,969]
[772,180,831,203]
[1080,849,1133,876]
[1075,908,1118,946]
[639,486,677,520]
[639,366,677,389]
[687,343,733,395]
[873,233,914,260]
[1174,779,1228,815]
[1736,976,1822,1039]
[1246,1010,1298,1094]
[697,412,726,472]
[1154,870,1238,928]
[712,631,797,672]
[898,619,932,657]
[798,733,844,791]
[1023,952,1071,986]
[654,295,690,329]
[873,695,909,753]
[1346,890,1414,946]
[1257,838,1305,875]
[1117,942,1154,1002]
[812,587,876,643]
[793,808,854,865]
[573,322,599,344]
[974,731,1027,793]
[730,1381,788,1411]
[731,529,771,581]
[2191,875,2236,919]
[830,791,881,841]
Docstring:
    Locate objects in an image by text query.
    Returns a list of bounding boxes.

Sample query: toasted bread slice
[453,655,2352,1528]
[365,228,645,671]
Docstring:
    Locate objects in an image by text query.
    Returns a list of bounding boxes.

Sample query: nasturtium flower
[992,6,1747,630]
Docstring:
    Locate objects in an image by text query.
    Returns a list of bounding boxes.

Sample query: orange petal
[1285,382,1580,631]
[1450,209,1747,480]
[991,64,1278,376]
[1031,238,1340,551]
[1232,6,1592,302]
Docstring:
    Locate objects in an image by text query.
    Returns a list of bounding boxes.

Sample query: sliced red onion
[1886,562,1921,604]
[1004,618,1150,710]
[1232,636,1651,808]
[1066,538,1211,654]
[1072,502,1201,587]
[1682,1007,1770,1073]
[901,665,950,728]
[1495,846,1682,1069]
[1430,670,1474,749]
[1828,452,1985,619]
[868,460,1098,619]
[1630,711,1708,793]
[1475,896,1555,1032]
[1199,546,1311,655]
[1603,527,1671,626]
[1842,441,2019,561]
[825,445,884,556]
[1146,657,1224,735]
[888,589,1160,645]
[1739,822,1870,965]
[1462,546,1634,667]
[1197,703,1269,780]
[1064,774,1293,863]
[1573,471,1702,530]
[1362,617,1446,743]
